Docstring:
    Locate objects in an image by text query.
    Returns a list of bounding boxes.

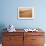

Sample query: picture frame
[17,7,34,19]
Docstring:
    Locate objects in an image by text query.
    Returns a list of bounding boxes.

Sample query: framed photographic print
[18,7,34,19]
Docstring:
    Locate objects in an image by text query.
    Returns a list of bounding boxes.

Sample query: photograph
[18,7,34,19]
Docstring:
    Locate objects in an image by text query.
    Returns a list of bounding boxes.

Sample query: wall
[0,0,46,30]
[0,0,46,43]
